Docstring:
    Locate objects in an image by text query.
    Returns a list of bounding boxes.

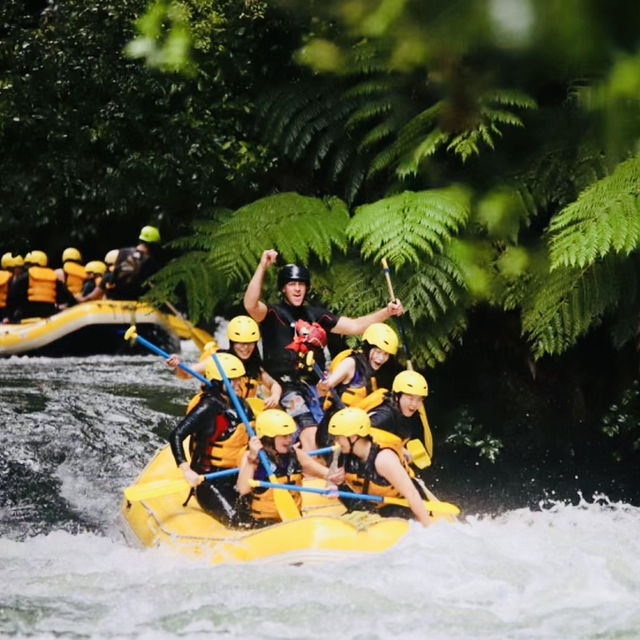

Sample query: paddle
[124,327,299,520]
[124,446,337,502]
[208,351,301,521]
[124,326,210,385]
[164,300,216,352]
[248,479,460,516]
[381,258,434,459]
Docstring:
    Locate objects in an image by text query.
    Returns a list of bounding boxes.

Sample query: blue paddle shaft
[201,446,334,482]
[209,352,274,477]
[133,333,211,386]
[254,479,385,504]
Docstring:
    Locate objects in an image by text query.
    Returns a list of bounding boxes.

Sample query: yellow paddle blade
[269,475,302,521]
[245,397,266,416]
[406,439,431,469]
[124,478,191,502]
[383,496,460,516]
[418,405,434,458]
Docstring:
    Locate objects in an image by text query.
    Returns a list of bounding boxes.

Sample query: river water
[1,345,639,639]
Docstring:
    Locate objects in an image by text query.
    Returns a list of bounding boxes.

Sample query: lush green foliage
[6,0,640,377]
[0,0,278,254]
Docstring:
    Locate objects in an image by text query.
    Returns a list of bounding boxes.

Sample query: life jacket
[187,410,249,472]
[62,261,87,295]
[185,391,250,469]
[27,267,57,304]
[322,350,378,411]
[0,270,11,308]
[261,302,331,383]
[250,453,303,520]
[344,442,405,502]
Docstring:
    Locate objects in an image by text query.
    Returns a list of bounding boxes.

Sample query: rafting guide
[243,248,404,451]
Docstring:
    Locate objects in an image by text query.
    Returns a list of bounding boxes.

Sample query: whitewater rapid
[1,347,638,639]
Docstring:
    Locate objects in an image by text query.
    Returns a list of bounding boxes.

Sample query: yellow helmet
[255,409,297,438]
[329,407,371,438]
[104,249,119,266]
[205,352,246,382]
[139,225,161,243]
[85,260,107,275]
[12,254,24,267]
[26,250,48,267]
[62,247,82,263]
[227,315,260,343]
[392,370,428,397]
[362,323,399,355]
[1,252,14,269]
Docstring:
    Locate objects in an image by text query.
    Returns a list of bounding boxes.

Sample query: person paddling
[166,315,283,408]
[328,407,432,527]
[235,409,344,527]
[243,249,404,451]
[168,352,251,525]
[368,370,430,444]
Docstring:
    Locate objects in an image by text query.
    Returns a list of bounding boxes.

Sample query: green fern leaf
[210,193,350,281]
[549,155,640,269]
[348,186,471,267]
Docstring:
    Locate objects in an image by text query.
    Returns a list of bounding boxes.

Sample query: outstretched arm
[375,449,431,527]
[332,300,404,336]
[243,249,278,323]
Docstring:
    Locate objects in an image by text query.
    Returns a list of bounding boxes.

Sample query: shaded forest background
[2,0,640,505]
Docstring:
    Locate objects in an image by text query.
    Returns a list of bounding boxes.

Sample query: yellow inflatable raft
[121,445,425,565]
[0,300,183,357]
[122,444,459,565]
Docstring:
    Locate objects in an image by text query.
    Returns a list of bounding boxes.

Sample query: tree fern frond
[396,129,450,178]
[143,251,226,323]
[342,77,402,99]
[548,154,640,269]
[409,307,468,368]
[480,89,537,110]
[210,193,350,281]
[348,186,472,267]
[282,93,342,157]
[398,255,467,323]
[345,100,394,129]
[359,119,396,150]
[521,257,626,358]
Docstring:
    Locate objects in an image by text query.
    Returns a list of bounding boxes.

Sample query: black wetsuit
[260,302,339,430]
[169,387,252,525]
[369,397,423,442]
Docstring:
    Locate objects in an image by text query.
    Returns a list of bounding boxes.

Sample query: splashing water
[1,350,639,639]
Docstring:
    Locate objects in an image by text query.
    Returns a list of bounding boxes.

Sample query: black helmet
[277,264,311,290]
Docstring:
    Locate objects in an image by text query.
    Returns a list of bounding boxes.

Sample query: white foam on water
[1,500,638,639]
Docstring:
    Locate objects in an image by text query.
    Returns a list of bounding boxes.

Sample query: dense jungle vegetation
[2,0,640,497]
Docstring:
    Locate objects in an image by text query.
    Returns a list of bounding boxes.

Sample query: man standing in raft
[243,249,404,451]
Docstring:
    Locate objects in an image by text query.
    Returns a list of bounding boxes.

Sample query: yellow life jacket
[186,391,204,414]
[207,423,249,468]
[0,270,11,307]
[63,262,87,295]
[370,427,414,476]
[185,391,250,469]
[322,350,379,411]
[27,267,57,304]
[352,388,388,412]
[250,471,304,521]
[344,442,406,503]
